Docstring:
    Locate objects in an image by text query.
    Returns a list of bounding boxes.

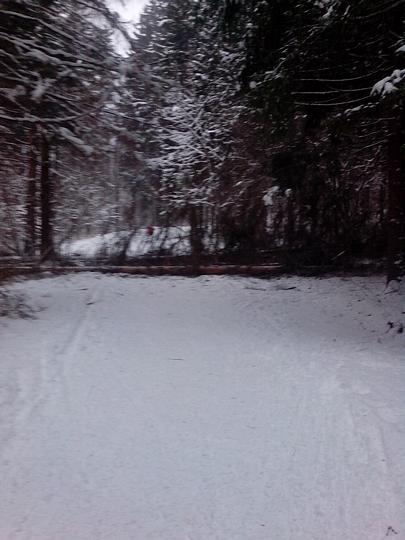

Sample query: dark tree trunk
[189,205,203,272]
[286,193,295,248]
[40,134,55,260]
[25,127,37,257]
[386,108,405,283]
[386,6,405,283]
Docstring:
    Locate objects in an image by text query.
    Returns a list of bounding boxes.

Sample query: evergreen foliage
[0,0,404,277]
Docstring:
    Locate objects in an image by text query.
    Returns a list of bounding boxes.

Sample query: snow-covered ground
[0,274,404,540]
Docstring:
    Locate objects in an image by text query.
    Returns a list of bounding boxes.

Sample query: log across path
[0,263,284,279]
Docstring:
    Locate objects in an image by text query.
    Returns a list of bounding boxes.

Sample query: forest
[1,0,404,281]
[1,4,405,538]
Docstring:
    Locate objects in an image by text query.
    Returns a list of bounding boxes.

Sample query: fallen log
[1,264,284,279]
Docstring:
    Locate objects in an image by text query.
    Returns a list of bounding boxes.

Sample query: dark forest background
[1,0,404,280]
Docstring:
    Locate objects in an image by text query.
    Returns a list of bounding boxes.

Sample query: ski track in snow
[0,274,404,540]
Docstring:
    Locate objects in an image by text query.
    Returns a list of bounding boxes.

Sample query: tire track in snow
[57,282,103,412]
[15,282,103,429]
[243,286,403,540]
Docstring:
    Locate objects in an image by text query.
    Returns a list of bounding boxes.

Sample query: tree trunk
[386,6,405,283]
[286,192,295,248]
[189,205,203,272]
[386,108,405,283]
[40,134,55,260]
[25,127,37,257]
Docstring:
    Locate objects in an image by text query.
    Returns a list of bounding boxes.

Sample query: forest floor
[0,274,404,540]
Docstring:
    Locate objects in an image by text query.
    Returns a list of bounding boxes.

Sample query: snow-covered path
[0,274,404,540]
